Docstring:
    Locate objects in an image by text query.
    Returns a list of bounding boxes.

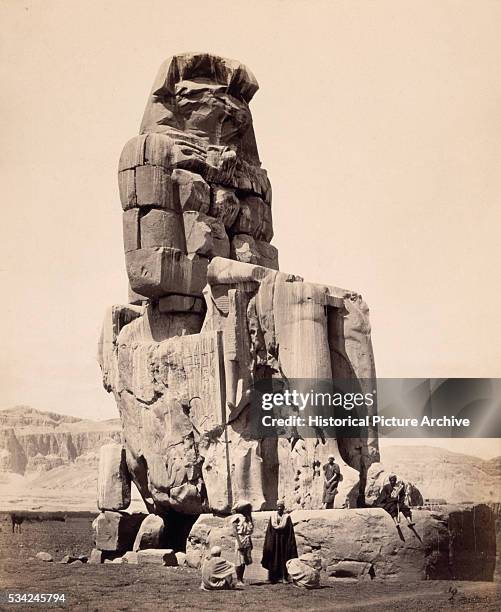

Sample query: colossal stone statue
[97,53,379,526]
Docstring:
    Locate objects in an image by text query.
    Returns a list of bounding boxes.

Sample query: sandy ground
[0,513,499,611]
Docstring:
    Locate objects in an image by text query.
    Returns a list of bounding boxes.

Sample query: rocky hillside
[0,405,81,429]
[0,406,121,474]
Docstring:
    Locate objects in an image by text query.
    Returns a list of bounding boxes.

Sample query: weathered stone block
[133,514,165,551]
[172,169,210,213]
[143,133,174,167]
[230,234,279,269]
[261,202,274,241]
[255,240,279,270]
[184,211,229,258]
[231,195,270,239]
[209,186,240,228]
[158,295,205,314]
[175,551,187,566]
[135,165,177,210]
[122,551,139,564]
[125,247,209,298]
[128,283,148,305]
[140,209,186,251]
[97,304,144,393]
[88,549,103,564]
[119,135,147,171]
[137,549,178,566]
[92,511,145,552]
[118,169,136,209]
[97,443,131,511]
[122,210,140,253]
[230,234,259,264]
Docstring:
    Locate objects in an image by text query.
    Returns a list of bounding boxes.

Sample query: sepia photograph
[1,1,500,610]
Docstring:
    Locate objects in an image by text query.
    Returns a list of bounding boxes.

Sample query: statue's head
[140,52,260,162]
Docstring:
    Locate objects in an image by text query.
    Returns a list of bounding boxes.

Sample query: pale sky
[1,0,501,461]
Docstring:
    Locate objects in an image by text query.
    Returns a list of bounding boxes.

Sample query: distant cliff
[0,406,121,474]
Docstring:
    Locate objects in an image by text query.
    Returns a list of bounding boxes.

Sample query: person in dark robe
[375,473,415,528]
[322,454,342,509]
[261,500,298,583]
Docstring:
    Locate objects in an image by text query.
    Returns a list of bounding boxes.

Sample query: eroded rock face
[98,53,378,519]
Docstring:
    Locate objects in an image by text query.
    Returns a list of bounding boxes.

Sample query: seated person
[200,546,237,591]
[286,546,321,589]
[375,473,415,528]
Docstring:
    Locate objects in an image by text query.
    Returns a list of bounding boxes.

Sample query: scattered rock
[59,555,77,564]
[69,559,84,566]
[36,552,53,562]
[93,511,145,552]
[175,551,187,567]
[137,549,178,566]
[122,551,139,565]
[88,548,103,564]
[185,548,203,569]
[133,514,165,551]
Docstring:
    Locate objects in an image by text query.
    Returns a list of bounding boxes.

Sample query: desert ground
[0,512,499,612]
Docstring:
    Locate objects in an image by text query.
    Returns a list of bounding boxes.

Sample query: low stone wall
[186,504,496,582]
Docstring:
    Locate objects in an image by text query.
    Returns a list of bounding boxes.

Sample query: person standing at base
[375,473,416,529]
[322,454,343,509]
[200,546,237,591]
[261,500,298,583]
[230,500,254,585]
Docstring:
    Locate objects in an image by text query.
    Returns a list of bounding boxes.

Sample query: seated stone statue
[97,52,379,525]
[200,546,236,591]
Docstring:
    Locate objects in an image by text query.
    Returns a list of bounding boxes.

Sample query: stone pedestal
[186,504,496,582]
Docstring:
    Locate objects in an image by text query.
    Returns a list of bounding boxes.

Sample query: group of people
[200,459,415,591]
[201,500,321,591]
[322,456,415,531]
